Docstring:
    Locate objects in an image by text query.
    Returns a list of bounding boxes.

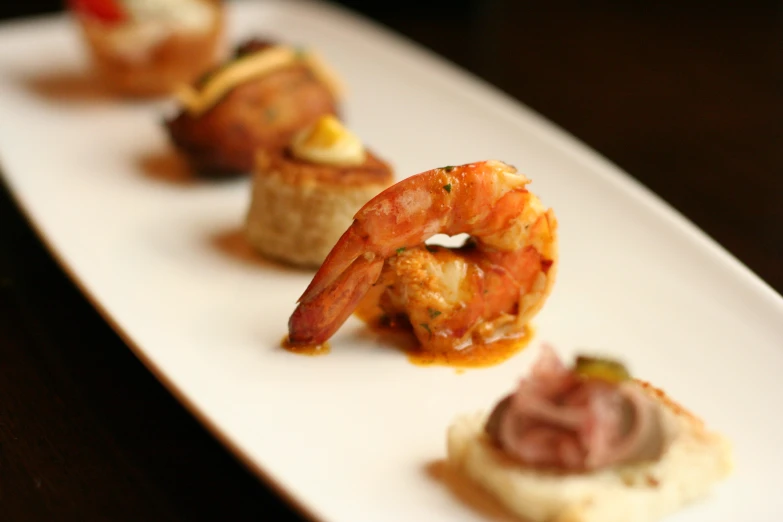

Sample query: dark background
[1,1,781,521]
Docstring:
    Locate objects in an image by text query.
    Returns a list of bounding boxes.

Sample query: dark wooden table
[1,1,781,520]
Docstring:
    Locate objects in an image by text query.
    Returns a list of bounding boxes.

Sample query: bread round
[446,380,733,522]
[245,148,394,268]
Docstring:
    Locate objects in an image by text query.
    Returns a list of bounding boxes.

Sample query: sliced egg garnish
[175,45,344,117]
[176,46,298,116]
[289,115,366,167]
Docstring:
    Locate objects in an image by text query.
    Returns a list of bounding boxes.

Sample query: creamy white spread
[119,0,214,29]
[100,0,216,61]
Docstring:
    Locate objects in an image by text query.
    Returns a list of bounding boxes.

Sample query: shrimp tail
[296,225,367,305]
[288,253,384,345]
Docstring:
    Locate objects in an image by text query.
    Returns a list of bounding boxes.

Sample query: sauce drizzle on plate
[281,336,330,356]
[353,283,533,368]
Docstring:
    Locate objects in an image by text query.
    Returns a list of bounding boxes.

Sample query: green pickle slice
[574,355,631,383]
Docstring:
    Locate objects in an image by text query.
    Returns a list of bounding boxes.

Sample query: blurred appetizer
[287,160,558,354]
[446,345,733,522]
[245,115,394,268]
[68,0,225,97]
[165,38,343,177]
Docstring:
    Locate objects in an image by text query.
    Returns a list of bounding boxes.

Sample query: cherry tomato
[67,0,126,23]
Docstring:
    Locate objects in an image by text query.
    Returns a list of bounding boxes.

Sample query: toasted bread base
[245,150,393,268]
[446,381,732,522]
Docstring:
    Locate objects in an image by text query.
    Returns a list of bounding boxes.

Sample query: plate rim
[0,1,781,521]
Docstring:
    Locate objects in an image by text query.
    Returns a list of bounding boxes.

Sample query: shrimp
[287,160,558,351]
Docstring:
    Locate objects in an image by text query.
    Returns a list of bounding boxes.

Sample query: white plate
[1,1,782,521]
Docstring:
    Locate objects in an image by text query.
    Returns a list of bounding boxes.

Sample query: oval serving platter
[0,1,782,521]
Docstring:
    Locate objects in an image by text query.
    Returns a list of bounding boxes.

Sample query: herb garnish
[443,184,452,193]
[264,107,278,122]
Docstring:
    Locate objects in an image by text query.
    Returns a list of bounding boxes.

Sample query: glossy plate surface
[1,1,781,520]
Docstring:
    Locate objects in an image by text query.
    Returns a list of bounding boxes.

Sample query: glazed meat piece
[484,346,666,471]
[165,39,341,177]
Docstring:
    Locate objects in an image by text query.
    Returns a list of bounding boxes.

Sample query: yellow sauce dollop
[289,115,367,167]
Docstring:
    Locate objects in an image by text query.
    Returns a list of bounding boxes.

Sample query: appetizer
[68,0,225,97]
[165,38,343,177]
[446,345,733,522]
[287,160,558,354]
[245,115,394,268]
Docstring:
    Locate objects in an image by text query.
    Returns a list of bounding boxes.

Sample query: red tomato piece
[68,0,127,23]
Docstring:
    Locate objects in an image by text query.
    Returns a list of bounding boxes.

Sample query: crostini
[446,345,733,522]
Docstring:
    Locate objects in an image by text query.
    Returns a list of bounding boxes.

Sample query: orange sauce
[353,282,389,326]
[353,284,534,369]
[406,327,533,369]
[280,336,331,356]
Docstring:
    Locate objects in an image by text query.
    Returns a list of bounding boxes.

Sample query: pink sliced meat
[485,345,665,471]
